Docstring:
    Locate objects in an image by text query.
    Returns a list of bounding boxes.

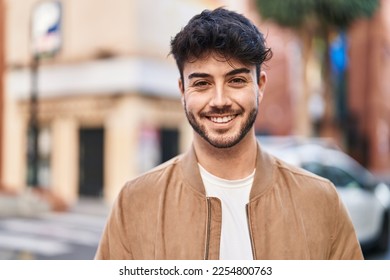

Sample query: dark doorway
[79,128,104,197]
[160,128,179,163]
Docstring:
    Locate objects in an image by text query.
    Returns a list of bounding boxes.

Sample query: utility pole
[27,55,39,187]
[0,0,5,186]
[28,1,62,187]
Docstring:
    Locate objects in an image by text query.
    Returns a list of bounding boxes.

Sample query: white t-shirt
[198,164,254,260]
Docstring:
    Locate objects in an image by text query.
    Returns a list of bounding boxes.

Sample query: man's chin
[203,135,242,149]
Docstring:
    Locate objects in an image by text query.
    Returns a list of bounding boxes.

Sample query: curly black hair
[170,7,272,85]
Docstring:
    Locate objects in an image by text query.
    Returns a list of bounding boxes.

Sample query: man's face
[179,54,266,149]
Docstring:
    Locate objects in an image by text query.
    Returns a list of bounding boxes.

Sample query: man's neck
[193,133,257,180]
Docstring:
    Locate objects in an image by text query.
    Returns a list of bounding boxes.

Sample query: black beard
[184,102,258,149]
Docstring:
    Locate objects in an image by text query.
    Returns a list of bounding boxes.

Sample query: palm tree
[255,0,380,137]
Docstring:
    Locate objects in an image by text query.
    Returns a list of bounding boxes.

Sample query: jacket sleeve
[329,191,364,260]
[95,188,133,260]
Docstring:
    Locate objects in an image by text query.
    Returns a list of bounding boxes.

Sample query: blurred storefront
[1,0,217,204]
[347,0,390,174]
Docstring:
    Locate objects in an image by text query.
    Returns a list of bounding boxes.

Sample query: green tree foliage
[316,0,380,28]
[255,0,315,27]
[256,0,379,29]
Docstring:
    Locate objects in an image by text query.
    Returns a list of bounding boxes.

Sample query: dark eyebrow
[187,68,250,80]
[188,72,211,80]
[226,68,251,77]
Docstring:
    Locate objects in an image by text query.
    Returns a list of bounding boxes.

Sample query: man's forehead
[182,55,254,76]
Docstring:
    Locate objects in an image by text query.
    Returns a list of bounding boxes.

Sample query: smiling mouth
[208,115,237,124]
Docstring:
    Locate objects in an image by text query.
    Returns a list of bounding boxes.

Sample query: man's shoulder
[141,154,184,177]
[121,153,185,194]
[266,154,343,215]
[274,156,328,182]
[271,154,337,195]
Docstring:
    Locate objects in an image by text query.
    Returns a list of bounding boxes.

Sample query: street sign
[31,1,62,58]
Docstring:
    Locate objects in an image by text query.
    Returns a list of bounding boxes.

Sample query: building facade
[2,0,216,203]
[347,0,390,174]
[0,0,5,186]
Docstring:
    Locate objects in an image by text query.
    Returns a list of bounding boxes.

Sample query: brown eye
[193,80,210,87]
[229,78,246,86]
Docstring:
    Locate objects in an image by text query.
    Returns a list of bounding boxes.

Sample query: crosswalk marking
[0,210,107,259]
[1,219,102,246]
[0,233,71,256]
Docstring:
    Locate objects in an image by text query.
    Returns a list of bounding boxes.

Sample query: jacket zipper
[204,197,211,260]
[246,204,256,259]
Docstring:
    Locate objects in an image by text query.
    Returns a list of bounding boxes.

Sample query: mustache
[200,107,242,117]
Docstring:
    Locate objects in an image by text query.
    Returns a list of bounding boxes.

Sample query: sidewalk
[0,189,51,218]
[69,197,111,217]
[0,184,111,218]
[0,197,110,260]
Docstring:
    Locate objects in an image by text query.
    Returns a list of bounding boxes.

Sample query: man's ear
[257,71,267,104]
[259,71,267,92]
[178,78,184,95]
[178,78,185,106]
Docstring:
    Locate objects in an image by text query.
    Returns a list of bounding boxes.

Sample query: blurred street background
[1,0,390,259]
[0,198,108,260]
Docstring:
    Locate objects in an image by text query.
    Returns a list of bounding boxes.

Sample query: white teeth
[210,115,235,123]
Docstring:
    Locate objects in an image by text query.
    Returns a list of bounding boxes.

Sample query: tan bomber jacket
[95,143,363,260]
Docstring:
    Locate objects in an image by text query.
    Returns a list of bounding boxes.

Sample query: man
[95,7,363,260]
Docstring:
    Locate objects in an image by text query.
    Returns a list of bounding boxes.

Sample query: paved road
[0,198,109,260]
[0,198,389,260]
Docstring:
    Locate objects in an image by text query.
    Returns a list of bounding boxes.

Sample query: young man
[95,7,363,260]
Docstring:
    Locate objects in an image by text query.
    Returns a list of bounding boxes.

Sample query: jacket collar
[180,141,276,199]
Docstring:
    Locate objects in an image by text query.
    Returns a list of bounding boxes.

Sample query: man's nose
[209,85,232,107]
